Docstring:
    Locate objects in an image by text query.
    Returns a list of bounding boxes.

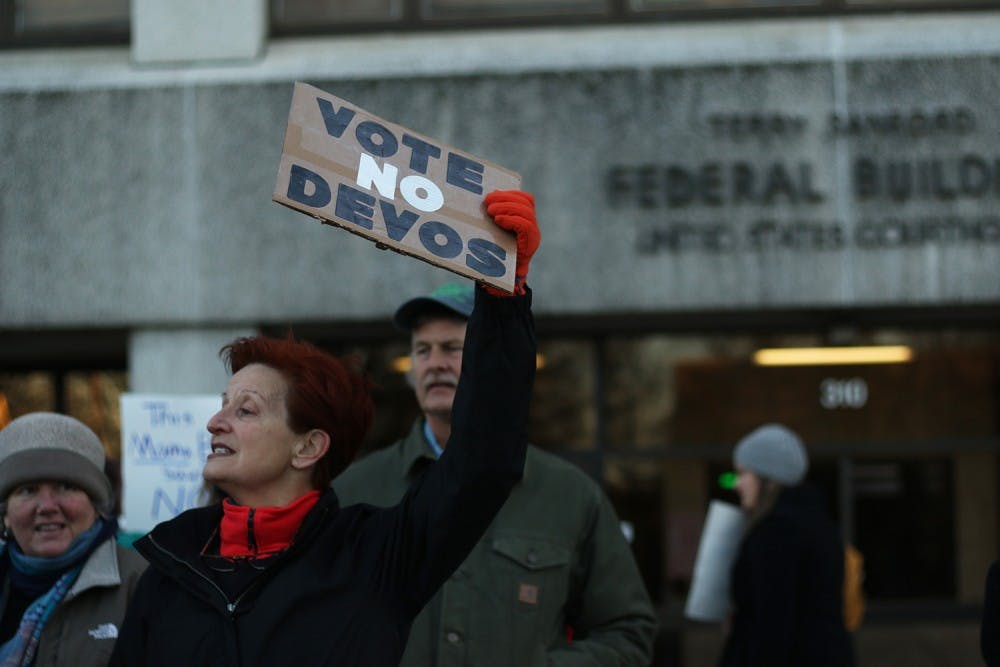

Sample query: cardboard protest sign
[120,394,220,534]
[273,82,521,293]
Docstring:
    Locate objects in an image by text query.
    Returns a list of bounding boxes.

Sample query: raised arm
[358,190,540,614]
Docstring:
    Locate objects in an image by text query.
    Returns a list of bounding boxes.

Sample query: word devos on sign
[287,165,507,279]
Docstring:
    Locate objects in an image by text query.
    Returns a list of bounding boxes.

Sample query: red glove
[482,189,540,296]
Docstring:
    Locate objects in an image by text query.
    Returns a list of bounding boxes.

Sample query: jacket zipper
[146,532,285,617]
[147,533,239,615]
[247,508,257,554]
[144,504,331,618]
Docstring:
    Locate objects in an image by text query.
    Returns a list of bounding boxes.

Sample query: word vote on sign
[273,82,520,292]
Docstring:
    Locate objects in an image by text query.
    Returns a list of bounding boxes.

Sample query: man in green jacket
[333,281,658,667]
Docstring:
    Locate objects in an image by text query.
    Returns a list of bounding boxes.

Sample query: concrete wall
[2,14,1000,332]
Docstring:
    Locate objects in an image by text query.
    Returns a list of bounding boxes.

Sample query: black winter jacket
[982,559,1000,666]
[719,484,855,667]
[109,288,536,667]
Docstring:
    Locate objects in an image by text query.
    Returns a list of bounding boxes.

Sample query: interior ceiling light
[752,345,914,367]
[391,356,412,374]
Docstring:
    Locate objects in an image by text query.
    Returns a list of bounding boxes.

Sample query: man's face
[409,317,467,421]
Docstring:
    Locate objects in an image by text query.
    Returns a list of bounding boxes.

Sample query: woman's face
[734,467,762,511]
[4,481,98,558]
[203,363,306,506]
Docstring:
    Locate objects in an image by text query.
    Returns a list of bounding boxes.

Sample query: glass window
[661,459,711,606]
[604,459,666,603]
[63,371,128,460]
[310,339,419,456]
[847,0,994,4]
[272,0,401,29]
[632,0,817,8]
[355,340,421,454]
[0,370,127,458]
[15,0,128,32]
[852,458,955,599]
[701,455,956,601]
[529,339,596,450]
[315,336,599,454]
[604,334,764,450]
[265,0,1000,38]
[0,373,56,417]
[422,0,606,19]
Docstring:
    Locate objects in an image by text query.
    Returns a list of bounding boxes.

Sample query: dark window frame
[0,0,129,49]
[4,0,999,49]
[269,0,1000,38]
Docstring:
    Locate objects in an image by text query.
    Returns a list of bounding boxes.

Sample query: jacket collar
[66,538,121,601]
[397,419,536,484]
[137,489,340,570]
[134,493,338,613]
[399,420,439,481]
[219,491,321,558]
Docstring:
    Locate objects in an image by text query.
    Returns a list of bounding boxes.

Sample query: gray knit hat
[733,423,809,485]
[0,412,113,515]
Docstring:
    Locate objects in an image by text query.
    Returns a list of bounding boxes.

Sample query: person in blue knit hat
[720,423,855,667]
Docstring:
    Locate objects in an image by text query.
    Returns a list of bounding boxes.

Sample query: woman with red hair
[109,190,540,667]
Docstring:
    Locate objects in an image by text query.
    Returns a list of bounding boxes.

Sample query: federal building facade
[2,1,999,664]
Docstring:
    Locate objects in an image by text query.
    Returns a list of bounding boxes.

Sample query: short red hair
[220,336,374,489]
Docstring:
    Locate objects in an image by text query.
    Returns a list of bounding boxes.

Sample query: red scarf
[219,490,321,558]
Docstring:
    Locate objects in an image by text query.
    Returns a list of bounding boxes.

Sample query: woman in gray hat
[719,423,855,666]
[0,412,146,667]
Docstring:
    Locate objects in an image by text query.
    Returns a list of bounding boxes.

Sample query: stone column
[131,0,267,65]
[128,328,257,394]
